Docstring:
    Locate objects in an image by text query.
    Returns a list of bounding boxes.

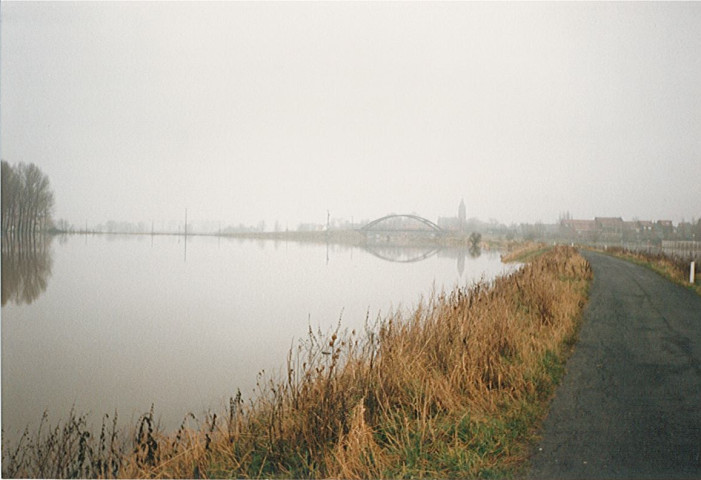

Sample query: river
[1,233,514,443]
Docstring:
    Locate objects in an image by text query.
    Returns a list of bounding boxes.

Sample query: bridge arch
[359,214,444,233]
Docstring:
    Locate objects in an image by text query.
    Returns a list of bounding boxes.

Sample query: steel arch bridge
[359,214,444,233]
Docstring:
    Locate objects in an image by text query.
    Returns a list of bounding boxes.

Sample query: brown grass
[500,242,551,263]
[601,246,701,296]
[3,246,592,478]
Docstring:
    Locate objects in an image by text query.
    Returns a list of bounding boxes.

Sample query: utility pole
[184,208,188,262]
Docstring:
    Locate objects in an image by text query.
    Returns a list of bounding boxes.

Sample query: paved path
[529,250,701,479]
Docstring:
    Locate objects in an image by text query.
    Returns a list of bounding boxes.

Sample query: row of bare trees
[2,160,55,237]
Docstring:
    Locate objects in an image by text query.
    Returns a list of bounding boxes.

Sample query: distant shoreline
[46,228,505,249]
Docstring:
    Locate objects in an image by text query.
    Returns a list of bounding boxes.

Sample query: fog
[2,2,700,229]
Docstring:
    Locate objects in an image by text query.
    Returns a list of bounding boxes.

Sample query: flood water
[2,234,514,442]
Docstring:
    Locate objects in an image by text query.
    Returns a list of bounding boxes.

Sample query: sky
[2,1,700,230]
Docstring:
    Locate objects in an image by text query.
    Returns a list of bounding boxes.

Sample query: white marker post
[691,261,696,284]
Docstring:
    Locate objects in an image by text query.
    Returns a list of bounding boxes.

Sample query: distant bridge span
[359,214,444,233]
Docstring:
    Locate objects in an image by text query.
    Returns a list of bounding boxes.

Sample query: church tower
[458,198,466,231]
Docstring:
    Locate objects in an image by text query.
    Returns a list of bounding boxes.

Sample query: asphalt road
[529,250,701,479]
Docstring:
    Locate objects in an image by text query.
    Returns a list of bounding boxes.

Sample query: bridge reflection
[362,244,441,263]
[359,243,481,276]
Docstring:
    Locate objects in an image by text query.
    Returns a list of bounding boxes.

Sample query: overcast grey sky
[2,1,700,229]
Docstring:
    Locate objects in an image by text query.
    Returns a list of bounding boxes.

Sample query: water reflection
[1,235,54,306]
[361,244,441,263]
[438,246,482,277]
[360,243,482,277]
[2,234,512,446]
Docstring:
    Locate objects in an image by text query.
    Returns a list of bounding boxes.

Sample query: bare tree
[1,161,20,233]
[2,160,55,237]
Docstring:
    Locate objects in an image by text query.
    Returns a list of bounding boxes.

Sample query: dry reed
[500,242,551,263]
[602,246,700,295]
[3,246,592,479]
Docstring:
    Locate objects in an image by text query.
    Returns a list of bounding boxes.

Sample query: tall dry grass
[500,242,551,263]
[3,246,591,479]
[602,246,700,296]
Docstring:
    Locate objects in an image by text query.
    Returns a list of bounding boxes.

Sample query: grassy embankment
[500,242,553,263]
[599,246,701,296]
[3,246,591,479]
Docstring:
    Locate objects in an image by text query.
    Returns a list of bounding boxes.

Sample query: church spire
[458,198,466,231]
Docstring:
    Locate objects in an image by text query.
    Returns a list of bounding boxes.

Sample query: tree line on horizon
[1,160,55,237]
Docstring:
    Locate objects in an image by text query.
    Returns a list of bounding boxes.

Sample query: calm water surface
[2,234,514,441]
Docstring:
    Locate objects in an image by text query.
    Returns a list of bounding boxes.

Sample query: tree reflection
[1,235,54,306]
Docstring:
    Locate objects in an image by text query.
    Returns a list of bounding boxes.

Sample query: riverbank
[3,246,592,478]
[500,242,552,263]
[48,228,514,251]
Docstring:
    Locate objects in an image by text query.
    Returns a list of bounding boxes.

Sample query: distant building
[438,198,469,232]
[560,219,596,238]
[638,221,655,235]
[559,216,683,242]
[595,217,624,240]
[677,222,695,240]
[656,220,674,237]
